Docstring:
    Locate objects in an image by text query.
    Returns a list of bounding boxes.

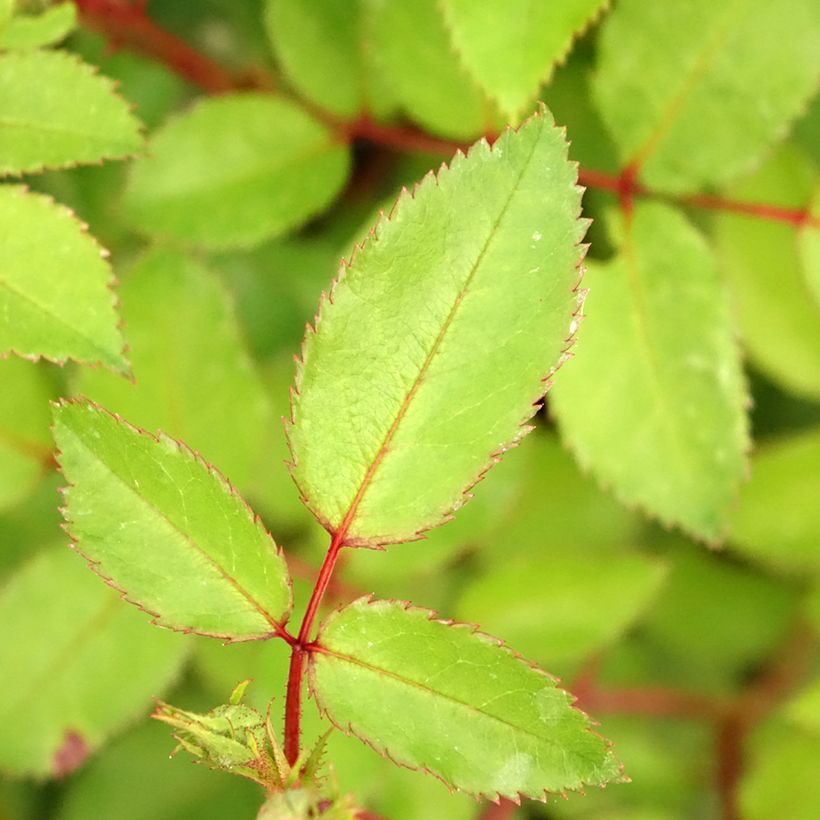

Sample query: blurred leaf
[727,427,820,572]
[0,49,143,175]
[456,554,667,675]
[365,0,499,139]
[289,110,585,546]
[311,598,622,798]
[0,185,128,372]
[798,185,820,306]
[593,0,820,193]
[551,203,749,541]
[0,358,53,512]
[714,145,820,400]
[0,545,186,778]
[73,247,273,495]
[787,676,820,737]
[441,0,608,120]
[53,399,293,641]
[123,93,350,250]
[0,1,76,50]
[265,0,364,118]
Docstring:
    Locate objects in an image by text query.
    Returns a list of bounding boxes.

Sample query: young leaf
[727,427,820,573]
[0,358,53,512]
[72,248,274,494]
[0,1,77,51]
[440,0,608,121]
[288,109,585,546]
[0,546,186,778]
[310,598,622,798]
[53,399,293,641]
[550,202,749,541]
[592,0,820,193]
[455,554,667,673]
[0,49,142,176]
[123,94,350,250]
[714,146,820,400]
[798,186,820,307]
[265,0,364,118]
[0,185,128,372]
[366,0,499,140]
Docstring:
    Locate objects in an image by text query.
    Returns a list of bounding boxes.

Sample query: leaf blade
[53,399,293,641]
[288,108,585,545]
[310,598,621,798]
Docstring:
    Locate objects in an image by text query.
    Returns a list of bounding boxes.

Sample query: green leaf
[456,554,667,674]
[441,0,608,121]
[798,186,820,307]
[310,598,622,798]
[0,545,186,778]
[787,677,820,737]
[727,427,820,573]
[366,0,499,140]
[714,146,820,400]
[52,399,293,641]
[550,202,749,541]
[72,248,274,494]
[0,185,128,372]
[123,93,350,250]
[265,0,364,118]
[0,357,53,512]
[0,1,77,51]
[592,0,820,193]
[288,110,585,546]
[0,49,143,176]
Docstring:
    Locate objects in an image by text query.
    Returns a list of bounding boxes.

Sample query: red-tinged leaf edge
[306,595,626,803]
[440,0,613,121]
[0,185,132,379]
[284,104,589,549]
[52,396,295,644]
[0,49,146,178]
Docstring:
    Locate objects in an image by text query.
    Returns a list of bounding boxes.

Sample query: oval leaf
[123,93,351,250]
[0,546,186,778]
[53,399,293,641]
[310,598,622,799]
[0,185,128,372]
[551,202,749,541]
[288,108,585,546]
[0,49,143,176]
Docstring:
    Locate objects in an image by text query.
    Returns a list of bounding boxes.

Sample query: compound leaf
[123,93,350,250]
[0,546,186,778]
[0,49,142,176]
[0,185,127,372]
[53,399,293,641]
[441,0,608,121]
[310,598,622,799]
[551,202,749,541]
[713,146,820,400]
[288,109,585,546]
[593,0,820,193]
[727,427,820,573]
[73,248,274,495]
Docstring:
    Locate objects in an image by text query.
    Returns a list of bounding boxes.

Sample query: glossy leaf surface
[124,94,350,249]
[311,598,621,798]
[289,110,585,545]
[0,49,142,175]
[551,203,748,540]
[0,546,186,778]
[53,399,293,640]
[441,0,607,120]
[593,0,820,193]
[0,185,127,372]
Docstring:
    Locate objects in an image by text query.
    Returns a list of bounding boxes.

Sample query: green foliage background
[1,0,819,818]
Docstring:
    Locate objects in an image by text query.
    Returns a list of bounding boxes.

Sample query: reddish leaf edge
[0,49,146,178]
[0,185,132,379]
[285,102,590,549]
[51,396,295,645]
[305,595,626,804]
